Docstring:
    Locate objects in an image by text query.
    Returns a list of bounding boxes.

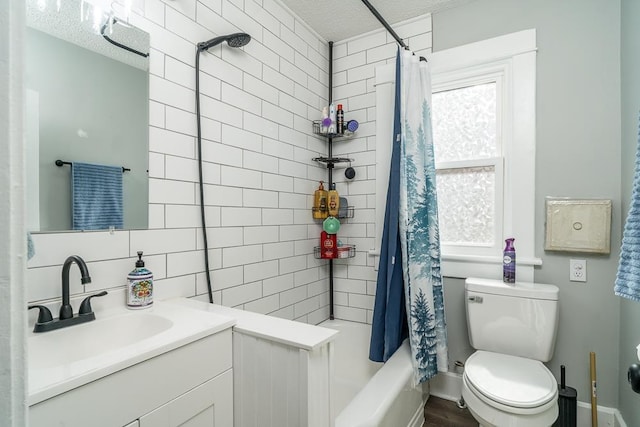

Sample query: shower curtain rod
[360,0,407,49]
[360,0,427,61]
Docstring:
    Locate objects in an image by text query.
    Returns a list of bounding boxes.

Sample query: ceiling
[279,0,474,43]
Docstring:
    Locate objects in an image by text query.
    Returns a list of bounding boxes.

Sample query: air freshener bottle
[127,251,153,309]
[503,238,516,284]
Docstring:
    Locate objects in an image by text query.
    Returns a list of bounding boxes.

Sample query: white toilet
[462,277,560,427]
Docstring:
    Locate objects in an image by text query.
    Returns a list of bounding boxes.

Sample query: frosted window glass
[432,83,497,163]
[436,166,495,245]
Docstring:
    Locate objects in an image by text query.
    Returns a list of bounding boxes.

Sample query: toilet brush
[552,365,576,427]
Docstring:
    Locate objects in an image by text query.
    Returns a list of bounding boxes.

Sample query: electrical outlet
[570,259,587,282]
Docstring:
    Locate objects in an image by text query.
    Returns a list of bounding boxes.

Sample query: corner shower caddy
[311,41,359,321]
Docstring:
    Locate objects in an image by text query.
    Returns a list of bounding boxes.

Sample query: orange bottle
[313,181,328,219]
[327,183,340,217]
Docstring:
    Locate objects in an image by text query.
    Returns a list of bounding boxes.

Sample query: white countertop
[173,298,339,351]
[28,300,235,405]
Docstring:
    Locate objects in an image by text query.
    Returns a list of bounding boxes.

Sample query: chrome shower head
[198,32,251,51]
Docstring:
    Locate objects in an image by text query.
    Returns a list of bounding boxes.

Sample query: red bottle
[320,231,337,259]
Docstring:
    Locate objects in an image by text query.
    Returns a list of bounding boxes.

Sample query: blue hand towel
[615,114,640,302]
[27,232,35,260]
[72,162,123,230]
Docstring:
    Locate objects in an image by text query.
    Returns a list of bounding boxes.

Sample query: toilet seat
[465,351,557,411]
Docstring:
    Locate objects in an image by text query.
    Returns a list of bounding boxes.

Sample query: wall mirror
[25,0,149,232]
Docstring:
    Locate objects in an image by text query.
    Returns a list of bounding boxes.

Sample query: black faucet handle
[28,305,54,324]
[79,291,108,316]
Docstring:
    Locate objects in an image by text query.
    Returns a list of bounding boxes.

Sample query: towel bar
[55,159,130,173]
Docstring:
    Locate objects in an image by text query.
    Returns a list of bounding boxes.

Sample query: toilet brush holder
[553,365,577,427]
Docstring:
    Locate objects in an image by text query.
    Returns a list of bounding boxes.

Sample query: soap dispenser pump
[127,251,153,309]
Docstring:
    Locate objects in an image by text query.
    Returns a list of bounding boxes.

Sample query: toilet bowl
[461,351,558,427]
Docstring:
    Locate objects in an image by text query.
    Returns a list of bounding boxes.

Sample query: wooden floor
[423,396,478,427]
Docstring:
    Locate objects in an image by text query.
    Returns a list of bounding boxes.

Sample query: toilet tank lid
[465,277,559,301]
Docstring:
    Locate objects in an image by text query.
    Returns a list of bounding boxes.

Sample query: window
[432,81,501,251]
[374,29,540,280]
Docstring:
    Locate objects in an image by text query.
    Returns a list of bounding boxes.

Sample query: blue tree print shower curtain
[370,49,448,386]
[399,50,447,385]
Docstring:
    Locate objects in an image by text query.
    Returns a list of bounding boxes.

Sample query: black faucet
[28,255,107,333]
[60,255,92,320]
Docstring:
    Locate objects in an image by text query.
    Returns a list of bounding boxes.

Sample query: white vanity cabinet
[139,370,232,426]
[29,328,233,427]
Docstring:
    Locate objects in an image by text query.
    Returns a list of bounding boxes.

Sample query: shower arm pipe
[360,0,408,50]
[195,32,251,304]
[195,48,214,304]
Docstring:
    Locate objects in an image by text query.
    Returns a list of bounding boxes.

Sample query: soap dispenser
[127,251,153,309]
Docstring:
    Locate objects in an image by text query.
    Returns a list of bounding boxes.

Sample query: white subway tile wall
[27,1,431,325]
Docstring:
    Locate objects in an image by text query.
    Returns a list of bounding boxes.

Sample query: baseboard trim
[408,403,425,427]
[429,371,463,401]
[575,402,629,427]
[614,409,628,427]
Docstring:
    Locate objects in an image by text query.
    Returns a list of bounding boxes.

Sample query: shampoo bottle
[313,181,328,219]
[327,183,340,217]
[320,106,329,133]
[328,103,336,134]
[127,251,153,309]
[503,238,516,283]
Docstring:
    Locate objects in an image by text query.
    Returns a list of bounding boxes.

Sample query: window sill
[368,250,541,282]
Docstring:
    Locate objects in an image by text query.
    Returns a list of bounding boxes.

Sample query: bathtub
[320,319,427,427]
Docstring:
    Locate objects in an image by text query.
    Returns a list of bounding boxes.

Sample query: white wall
[28,0,333,324]
[433,0,623,408]
[0,1,27,425]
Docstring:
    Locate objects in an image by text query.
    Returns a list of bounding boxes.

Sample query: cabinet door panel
[140,369,232,427]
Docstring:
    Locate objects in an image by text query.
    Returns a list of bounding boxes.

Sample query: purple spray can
[503,238,516,283]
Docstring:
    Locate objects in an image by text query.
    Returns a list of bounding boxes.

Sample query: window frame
[373,29,541,281]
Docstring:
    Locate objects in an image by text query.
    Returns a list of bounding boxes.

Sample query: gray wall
[433,0,623,408]
[619,0,640,423]
[25,28,148,231]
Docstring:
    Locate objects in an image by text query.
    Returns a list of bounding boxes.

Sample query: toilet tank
[465,277,559,362]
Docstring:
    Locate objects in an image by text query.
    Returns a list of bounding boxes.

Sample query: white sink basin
[28,299,235,405]
[29,313,173,370]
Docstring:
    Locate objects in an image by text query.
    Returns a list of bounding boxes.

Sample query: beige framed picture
[544,198,612,254]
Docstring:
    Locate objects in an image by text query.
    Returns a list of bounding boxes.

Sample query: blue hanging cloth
[615,113,640,302]
[72,162,124,230]
[369,49,409,362]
